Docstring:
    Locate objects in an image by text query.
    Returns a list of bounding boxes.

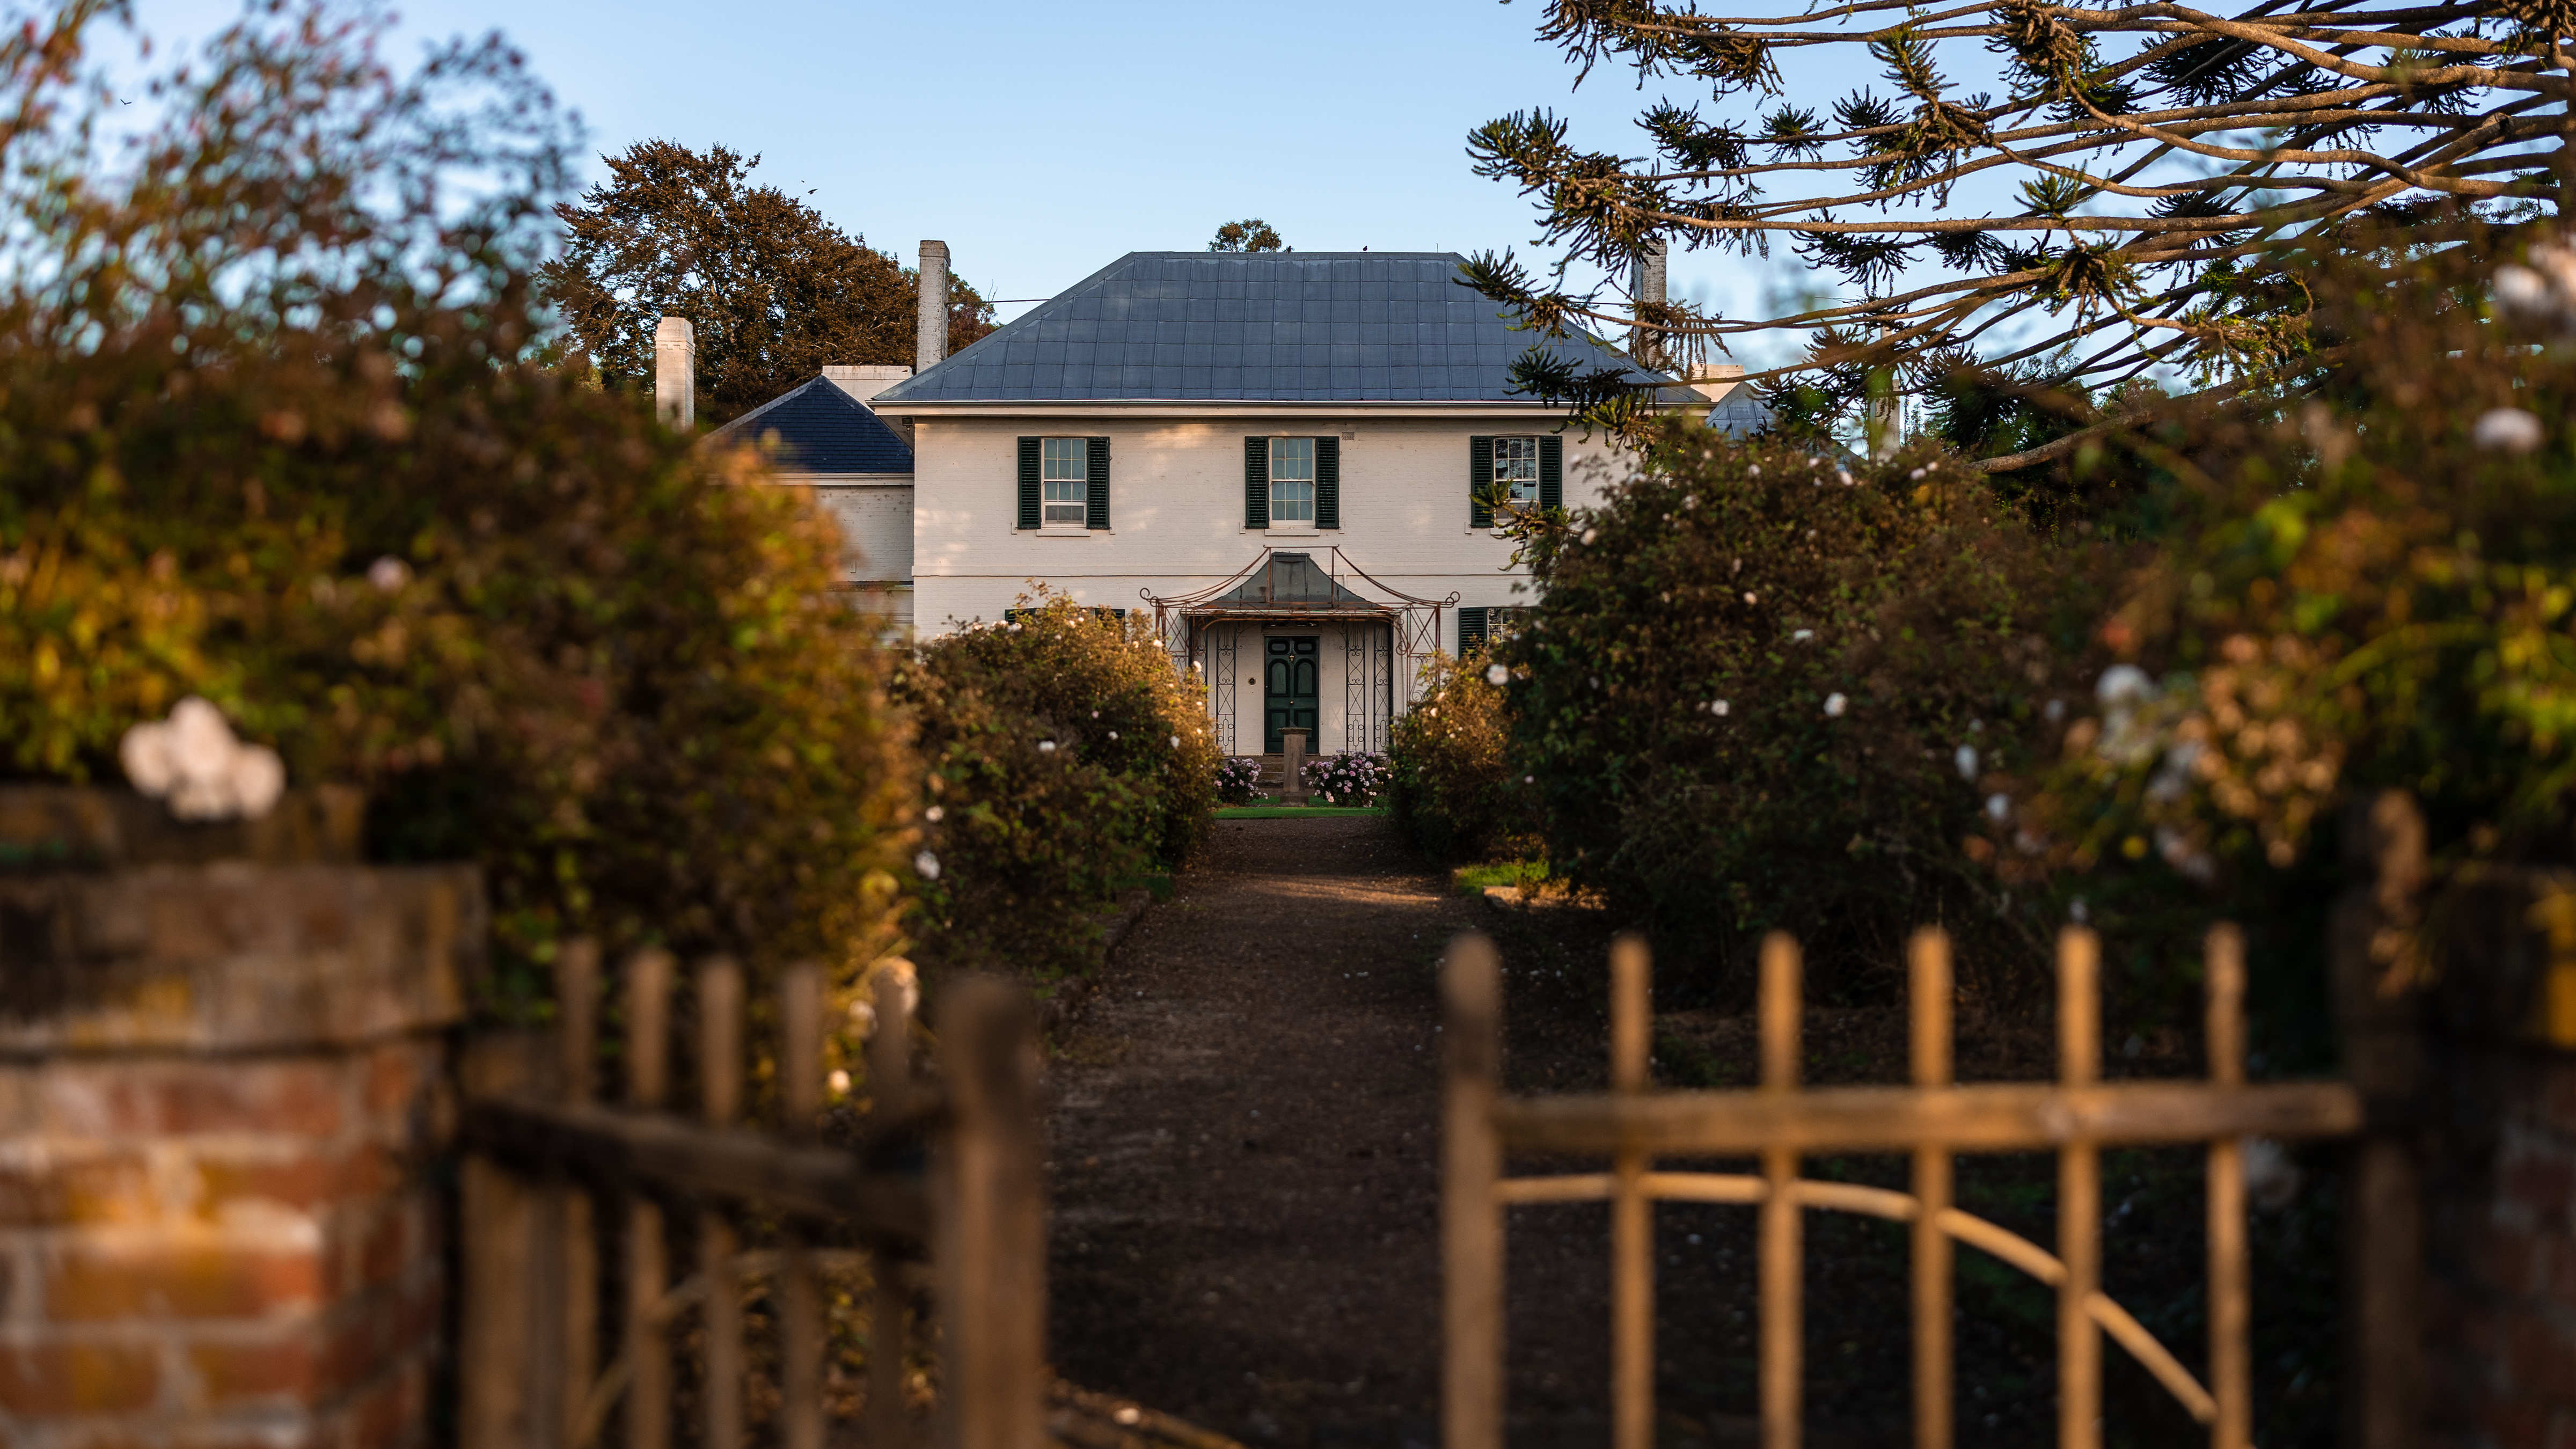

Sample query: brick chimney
[653,315,694,429]
[916,240,950,372]
[1629,238,1668,372]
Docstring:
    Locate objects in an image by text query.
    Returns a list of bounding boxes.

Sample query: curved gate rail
[1440,924,2369,1449]
[458,947,1045,1449]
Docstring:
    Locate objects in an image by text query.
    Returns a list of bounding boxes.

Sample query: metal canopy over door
[1265,636,1319,753]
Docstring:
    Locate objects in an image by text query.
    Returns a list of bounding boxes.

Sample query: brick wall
[0,791,481,1449]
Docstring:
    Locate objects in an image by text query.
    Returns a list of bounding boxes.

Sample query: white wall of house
[906,413,1625,647]
[808,479,915,584]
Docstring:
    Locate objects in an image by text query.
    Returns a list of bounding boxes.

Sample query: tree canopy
[1464,0,2567,463]
[544,141,994,424]
[1209,217,1288,252]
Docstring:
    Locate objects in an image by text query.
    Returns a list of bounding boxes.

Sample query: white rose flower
[2473,407,2544,455]
[1824,693,1847,717]
[367,555,411,592]
[1955,745,1979,781]
[1714,700,1729,716]
[1037,741,1057,753]
[1985,793,2010,822]
[1485,664,1509,686]
[913,850,941,881]
[924,805,945,823]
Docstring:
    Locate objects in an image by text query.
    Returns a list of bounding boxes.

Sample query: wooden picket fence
[1440,924,2375,1449]
[456,944,1045,1449]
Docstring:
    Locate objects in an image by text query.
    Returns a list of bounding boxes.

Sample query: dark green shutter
[1244,436,1269,529]
[1315,436,1340,530]
[1086,436,1111,530]
[1016,437,1042,530]
[1539,435,1563,513]
[1468,436,1494,529]
[1458,607,1489,654]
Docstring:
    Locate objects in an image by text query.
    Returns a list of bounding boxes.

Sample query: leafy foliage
[2011,225,2576,902]
[1466,0,2563,462]
[1387,651,1536,862]
[543,140,996,423]
[897,596,1218,980]
[1208,218,1287,253]
[0,3,914,1000]
[1492,422,2117,1000]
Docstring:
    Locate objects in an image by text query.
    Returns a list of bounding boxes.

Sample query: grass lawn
[1215,804,1386,819]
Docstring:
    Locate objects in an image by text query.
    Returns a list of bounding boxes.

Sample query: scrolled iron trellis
[1145,546,1455,757]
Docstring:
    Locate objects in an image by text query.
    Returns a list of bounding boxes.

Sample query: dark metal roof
[709,376,915,474]
[1208,552,1377,611]
[875,252,1665,405]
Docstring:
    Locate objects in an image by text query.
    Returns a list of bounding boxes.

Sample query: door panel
[1264,636,1320,753]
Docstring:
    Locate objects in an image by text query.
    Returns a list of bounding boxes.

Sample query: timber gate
[457,946,1045,1449]
[1440,924,2381,1449]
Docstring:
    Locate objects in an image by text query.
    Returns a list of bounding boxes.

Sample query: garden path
[1045,814,1467,1447]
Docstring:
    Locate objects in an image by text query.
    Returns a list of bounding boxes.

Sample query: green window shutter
[1458,606,1488,654]
[1468,436,1494,529]
[1016,437,1042,530]
[1244,436,1270,529]
[1086,436,1111,530]
[1539,434,1563,513]
[1314,436,1340,530]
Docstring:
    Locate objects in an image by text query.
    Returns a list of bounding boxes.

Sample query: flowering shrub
[1215,756,1265,805]
[2012,225,2576,906]
[1304,752,1388,807]
[897,594,1218,979]
[1494,426,2112,997]
[0,9,912,1006]
[1387,652,1537,860]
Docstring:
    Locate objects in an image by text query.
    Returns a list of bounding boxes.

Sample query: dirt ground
[1043,815,2327,1449]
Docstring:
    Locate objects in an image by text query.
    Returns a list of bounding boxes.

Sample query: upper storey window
[1040,438,1089,527]
[1494,436,1541,504]
[1269,438,1316,525]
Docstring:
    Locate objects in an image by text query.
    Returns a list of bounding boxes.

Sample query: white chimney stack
[653,315,695,429]
[1629,238,1668,371]
[917,240,950,372]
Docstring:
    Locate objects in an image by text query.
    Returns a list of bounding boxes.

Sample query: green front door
[1264,636,1320,753]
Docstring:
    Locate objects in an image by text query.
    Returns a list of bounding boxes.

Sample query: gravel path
[1046,815,1471,1447]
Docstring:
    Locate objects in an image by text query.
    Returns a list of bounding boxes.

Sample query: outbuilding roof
[873,252,1665,406]
[708,375,915,474]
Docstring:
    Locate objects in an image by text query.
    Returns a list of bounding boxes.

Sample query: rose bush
[897,596,1218,980]
[0,6,912,1006]
[1491,428,2117,1001]
[1216,756,1265,806]
[1387,650,1536,861]
[1304,752,1387,807]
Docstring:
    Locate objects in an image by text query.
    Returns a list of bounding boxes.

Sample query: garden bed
[1212,804,1386,820]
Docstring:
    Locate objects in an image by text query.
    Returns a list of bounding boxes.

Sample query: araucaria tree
[544,141,995,423]
[1465,0,2569,460]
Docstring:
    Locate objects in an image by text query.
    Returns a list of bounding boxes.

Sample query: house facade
[869,250,1758,756]
[700,247,1763,757]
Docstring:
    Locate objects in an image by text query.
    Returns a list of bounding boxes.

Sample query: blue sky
[131,0,1836,361]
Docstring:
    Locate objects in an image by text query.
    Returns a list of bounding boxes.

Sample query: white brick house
[705,247,1762,757]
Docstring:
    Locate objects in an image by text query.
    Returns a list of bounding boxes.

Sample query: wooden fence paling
[559,941,603,1449]
[778,962,826,1449]
[459,1028,550,1449]
[870,969,914,1449]
[2205,925,2251,1449]
[1609,934,1653,1449]
[2337,791,2428,1449]
[1908,928,1955,1449]
[698,957,745,1449]
[1440,935,1505,1449]
[934,976,1047,1449]
[625,948,676,1449]
[2057,928,2103,1449]
[1759,932,1803,1449]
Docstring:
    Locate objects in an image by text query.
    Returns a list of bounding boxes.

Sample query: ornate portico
[1145,548,1454,756]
